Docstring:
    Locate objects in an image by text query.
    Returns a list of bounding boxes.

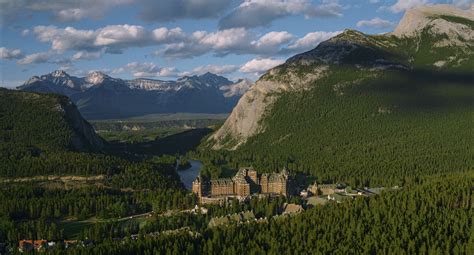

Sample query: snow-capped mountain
[18,71,251,119]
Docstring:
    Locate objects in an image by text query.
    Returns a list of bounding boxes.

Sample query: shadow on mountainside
[360,69,474,111]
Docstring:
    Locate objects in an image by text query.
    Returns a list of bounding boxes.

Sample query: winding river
[176,160,202,190]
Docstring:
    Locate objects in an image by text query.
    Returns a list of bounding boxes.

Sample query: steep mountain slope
[19,72,251,119]
[0,88,104,153]
[0,88,119,177]
[208,5,473,184]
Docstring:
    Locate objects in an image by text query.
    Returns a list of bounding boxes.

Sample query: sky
[0,0,472,88]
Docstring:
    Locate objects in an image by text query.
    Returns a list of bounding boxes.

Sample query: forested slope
[207,6,474,186]
[56,172,474,254]
[0,89,196,243]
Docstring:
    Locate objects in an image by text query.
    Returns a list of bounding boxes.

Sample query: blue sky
[0,0,471,87]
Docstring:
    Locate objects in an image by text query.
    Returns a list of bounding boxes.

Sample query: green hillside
[0,89,197,243]
[207,15,474,186]
[240,67,473,185]
[0,89,115,177]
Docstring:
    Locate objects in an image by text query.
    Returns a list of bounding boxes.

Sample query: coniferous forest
[1,5,474,254]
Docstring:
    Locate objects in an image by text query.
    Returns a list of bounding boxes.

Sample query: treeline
[0,151,127,177]
[0,184,196,242]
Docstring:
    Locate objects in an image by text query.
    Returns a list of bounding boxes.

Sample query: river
[176,160,202,190]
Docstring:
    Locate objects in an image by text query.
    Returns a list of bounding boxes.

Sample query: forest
[200,66,474,187]
[1,76,473,254]
[0,90,198,248]
[9,172,471,254]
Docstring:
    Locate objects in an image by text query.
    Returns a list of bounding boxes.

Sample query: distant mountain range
[18,71,253,119]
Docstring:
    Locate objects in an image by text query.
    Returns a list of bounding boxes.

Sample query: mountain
[18,71,252,119]
[0,88,104,154]
[220,78,253,98]
[208,5,473,183]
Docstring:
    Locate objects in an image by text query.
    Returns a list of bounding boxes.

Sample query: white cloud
[30,24,341,60]
[21,29,30,36]
[252,31,294,52]
[33,26,96,52]
[389,0,429,13]
[288,31,342,52]
[199,28,254,51]
[239,58,285,73]
[0,47,24,60]
[17,52,52,65]
[72,51,102,61]
[357,17,394,29]
[219,0,343,29]
[157,28,257,58]
[112,62,179,78]
[157,28,342,58]
[32,25,185,53]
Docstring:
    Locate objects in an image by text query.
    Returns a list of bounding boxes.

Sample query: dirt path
[0,175,106,183]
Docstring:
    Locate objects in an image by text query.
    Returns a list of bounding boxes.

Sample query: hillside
[0,90,198,244]
[0,89,183,186]
[208,5,474,185]
[18,71,252,119]
[0,89,104,153]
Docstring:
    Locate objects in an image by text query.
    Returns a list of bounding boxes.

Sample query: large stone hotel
[192,167,291,202]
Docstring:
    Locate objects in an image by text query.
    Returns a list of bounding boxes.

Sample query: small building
[18,240,34,252]
[300,189,309,198]
[190,205,208,214]
[208,211,256,228]
[200,196,227,205]
[282,203,304,215]
[64,240,78,249]
[318,184,337,195]
[307,196,328,207]
[328,193,353,203]
[34,240,48,251]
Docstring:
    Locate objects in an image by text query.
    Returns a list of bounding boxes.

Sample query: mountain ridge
[19,71,253,119]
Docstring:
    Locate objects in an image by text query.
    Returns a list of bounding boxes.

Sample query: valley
[0,3,473,254]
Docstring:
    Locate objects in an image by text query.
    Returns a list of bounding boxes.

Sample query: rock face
[392,4,473,37]
[19,72,250,119]
[60,100,104,151]
[210,66,328,150]
[209,4,473,150]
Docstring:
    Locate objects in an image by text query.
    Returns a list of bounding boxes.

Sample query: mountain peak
[392,4,473,37]
[49,70,70,78]
[200,72,218,78]
[86,71,111,85]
